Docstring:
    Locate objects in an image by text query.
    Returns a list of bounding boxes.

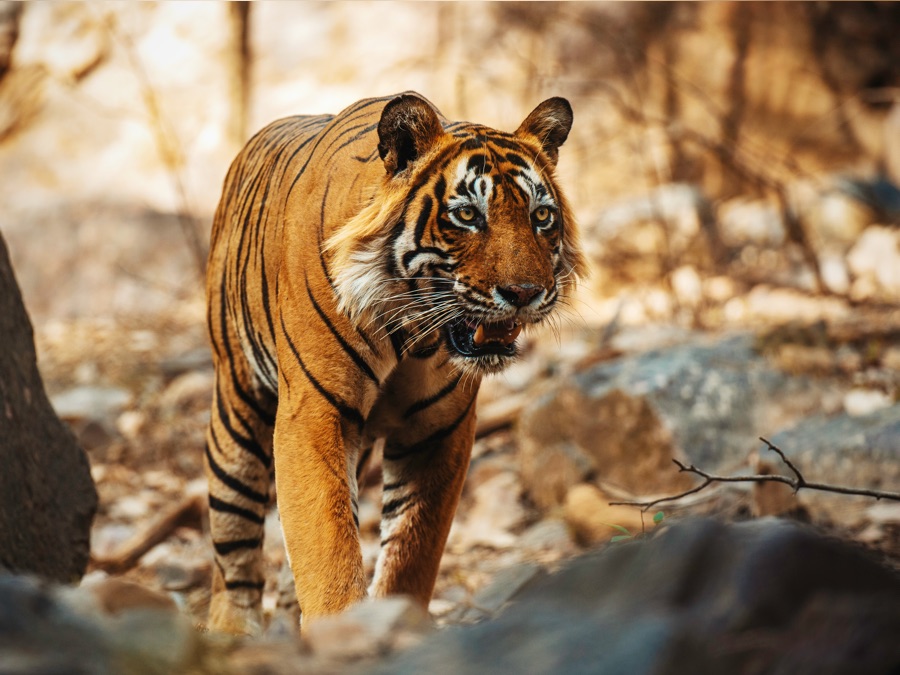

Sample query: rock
[818,248,851,295]
[518,385,690,510]
[50,385,132,421]
[518,333,840,513]
[749,452,807,519]
[159,347,214,379]
[449,471,527,549]
[303,596,432,660]
[564,484,650,546]
[0,572,224,675]
[517,519,578,559]
[847,226,900,302]
[582,184,717,292]
[156,370,213,416]
[0,574,111,674]
[768,403,900,493]
[669,265,703,309]
[843,387,893,417]
[0,233,96,582]
[867,502,900,525]
[516,435,594,511]
[225,640,309,675]
[445,563,545,624]
[72,574,178,615]
[369,518,900,675]
[718,196,784,247]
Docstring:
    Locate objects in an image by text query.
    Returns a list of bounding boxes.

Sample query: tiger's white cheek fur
[332,236,392,320]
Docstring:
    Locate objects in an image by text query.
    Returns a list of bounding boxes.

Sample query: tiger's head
[328,94,585,375]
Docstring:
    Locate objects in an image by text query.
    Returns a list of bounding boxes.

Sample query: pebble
[50,385,132,421]
[303,596,432,660]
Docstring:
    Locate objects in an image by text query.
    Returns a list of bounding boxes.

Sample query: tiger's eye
[534,206,551,222]
[457,206,477,222]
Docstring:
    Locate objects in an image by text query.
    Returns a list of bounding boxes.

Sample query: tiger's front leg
[371,377,479,605]
[273,393,369,621]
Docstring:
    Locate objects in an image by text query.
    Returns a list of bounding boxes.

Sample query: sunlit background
[3,2,898,322]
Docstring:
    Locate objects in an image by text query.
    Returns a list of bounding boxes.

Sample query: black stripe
[329,121,379,157]
[403,374,461,418]
[382,493,415,518]
[353,149,379,163]
[317,181,337,287]
[208,494,265,525]
[504,151,530,168]
[218,281,276,427]
[234,170,277,392]
[279,313,365,429]
[401,246,450,271]
[388,325,405,360]
[484,135,525,152]
[205,438,269,505]
[214,538,262,556]
[287,97,392,200]
[305,279,379,385]
[384,396,476,462]
[224,579,265,591]
[413,195,433,246]
[215,386,272,469]
[409,341,440,359]
[356,445,373,482]
[382,480,406,491]
[257,247,279,386]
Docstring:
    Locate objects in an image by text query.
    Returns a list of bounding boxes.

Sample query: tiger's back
[208,100,391,396]
[205,93,584,634]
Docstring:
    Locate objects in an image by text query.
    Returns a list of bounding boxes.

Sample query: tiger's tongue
[472,321,522,347]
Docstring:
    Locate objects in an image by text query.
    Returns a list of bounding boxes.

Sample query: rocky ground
[27,254,900,672]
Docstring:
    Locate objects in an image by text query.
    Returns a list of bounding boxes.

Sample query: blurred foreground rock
[372,518,900,675]
[0,574,222,675]
[0,232,96,582]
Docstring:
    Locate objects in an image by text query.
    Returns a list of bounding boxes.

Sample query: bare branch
[610,440,900,512]
[758,437,804,485]
[91,494,206,575]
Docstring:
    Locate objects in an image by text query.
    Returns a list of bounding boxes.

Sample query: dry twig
[610,437,900,512]
[91,493,206,575]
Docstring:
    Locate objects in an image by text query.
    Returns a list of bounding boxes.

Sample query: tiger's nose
[497,283,544,308]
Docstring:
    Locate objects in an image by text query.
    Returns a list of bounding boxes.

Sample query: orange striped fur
[205,93,584,634]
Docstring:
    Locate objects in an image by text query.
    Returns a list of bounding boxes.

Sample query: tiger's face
[398,139,572,374]
[329,95,584,375]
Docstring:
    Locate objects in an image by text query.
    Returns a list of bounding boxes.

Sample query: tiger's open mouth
[446,317,523,358]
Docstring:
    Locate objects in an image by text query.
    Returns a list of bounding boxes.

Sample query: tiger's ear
[514,97,573,166]
[378,94,444,175]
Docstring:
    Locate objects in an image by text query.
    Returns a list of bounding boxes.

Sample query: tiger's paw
[207,593,264,637]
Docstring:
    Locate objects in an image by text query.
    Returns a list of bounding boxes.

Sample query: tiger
[205,92,585,635]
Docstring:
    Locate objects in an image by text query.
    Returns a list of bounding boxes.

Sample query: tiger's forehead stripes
[442,139,557,216]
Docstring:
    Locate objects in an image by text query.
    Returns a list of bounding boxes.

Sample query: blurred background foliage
[0,1,898,320]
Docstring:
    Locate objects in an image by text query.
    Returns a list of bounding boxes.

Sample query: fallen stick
[92,492,207,574]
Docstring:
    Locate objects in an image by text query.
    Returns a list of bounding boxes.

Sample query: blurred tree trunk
[0,231,96,583]
[229,1,252,145]
[0,1,21,81]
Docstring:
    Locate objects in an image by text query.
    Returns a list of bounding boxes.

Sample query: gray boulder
[770,403,900,490]
[517,334,834,508]
[371,518,900,675]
